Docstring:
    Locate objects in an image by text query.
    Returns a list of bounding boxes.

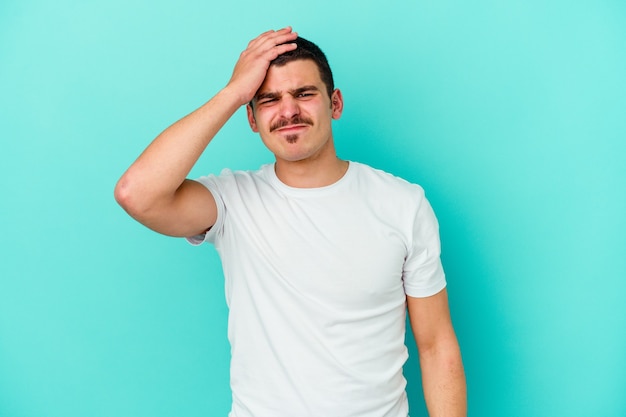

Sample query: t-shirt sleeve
[402,188,447,298]
[185,173,226,246]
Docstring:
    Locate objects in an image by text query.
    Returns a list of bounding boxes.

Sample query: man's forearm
[420,344,467,417]
[115,86,242,210]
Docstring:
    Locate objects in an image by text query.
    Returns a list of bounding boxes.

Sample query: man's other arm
[407,289,467,417]
[114,27,298,237]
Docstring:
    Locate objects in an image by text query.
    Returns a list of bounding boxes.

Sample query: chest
[220,191,410,308]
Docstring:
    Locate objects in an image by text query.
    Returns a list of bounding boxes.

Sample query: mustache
[270,115,314,132]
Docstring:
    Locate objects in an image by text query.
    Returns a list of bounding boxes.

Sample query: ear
[330,89,344,120]
[246,104,259,132]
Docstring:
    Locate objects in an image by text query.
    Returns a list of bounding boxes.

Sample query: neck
[274,156,349,188]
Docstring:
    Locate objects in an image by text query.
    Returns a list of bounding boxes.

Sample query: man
[115,27,466,417]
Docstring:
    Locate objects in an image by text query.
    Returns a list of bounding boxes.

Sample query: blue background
[1,1,625,416]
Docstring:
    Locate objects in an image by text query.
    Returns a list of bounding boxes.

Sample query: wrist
[220,83,254,108]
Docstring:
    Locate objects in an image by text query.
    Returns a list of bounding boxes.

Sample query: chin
[275,149,314,163]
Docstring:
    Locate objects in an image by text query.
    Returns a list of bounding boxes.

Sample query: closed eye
[292,85,319,99]
[258,98,277,105]
[255,92,280,106]
[295,91,318,100]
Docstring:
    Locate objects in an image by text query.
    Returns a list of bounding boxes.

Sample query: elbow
[420,340,464,375]
[114,176,131,209]
[114,172,171,225]
[114,174,146,217]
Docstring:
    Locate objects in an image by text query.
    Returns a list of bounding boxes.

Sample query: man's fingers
[247,29,276,47]
[256,33,298,61]
[228,27,299,104]
[239,28,298,68]
[248,27,298,52]
[271,41,298,57]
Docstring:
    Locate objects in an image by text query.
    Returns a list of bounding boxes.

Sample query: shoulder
[351,162,426,201]
[195,164,271,190]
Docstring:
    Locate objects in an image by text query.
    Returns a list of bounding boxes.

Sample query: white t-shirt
[189,162,446,417]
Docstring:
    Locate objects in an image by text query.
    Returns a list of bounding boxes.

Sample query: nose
[278,95,300,119]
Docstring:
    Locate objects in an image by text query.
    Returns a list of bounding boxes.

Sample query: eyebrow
[291,85,320,96]
[255,85,320,102]
[256,91,280,102]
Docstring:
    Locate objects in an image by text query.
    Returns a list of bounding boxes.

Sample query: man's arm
[114,27,298,237]
[407,289,467,417]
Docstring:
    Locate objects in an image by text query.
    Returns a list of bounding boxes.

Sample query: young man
[115,27,466,417]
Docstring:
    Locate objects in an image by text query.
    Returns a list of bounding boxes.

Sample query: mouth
[274,124,309,133]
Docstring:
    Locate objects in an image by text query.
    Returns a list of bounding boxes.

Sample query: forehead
[257,59,324,95]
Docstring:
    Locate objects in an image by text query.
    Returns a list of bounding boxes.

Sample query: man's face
[247,59,343,164]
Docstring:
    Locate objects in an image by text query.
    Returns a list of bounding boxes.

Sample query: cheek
[255,112,274,132]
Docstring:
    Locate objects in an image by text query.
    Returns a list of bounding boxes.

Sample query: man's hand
[227,27,298,106]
